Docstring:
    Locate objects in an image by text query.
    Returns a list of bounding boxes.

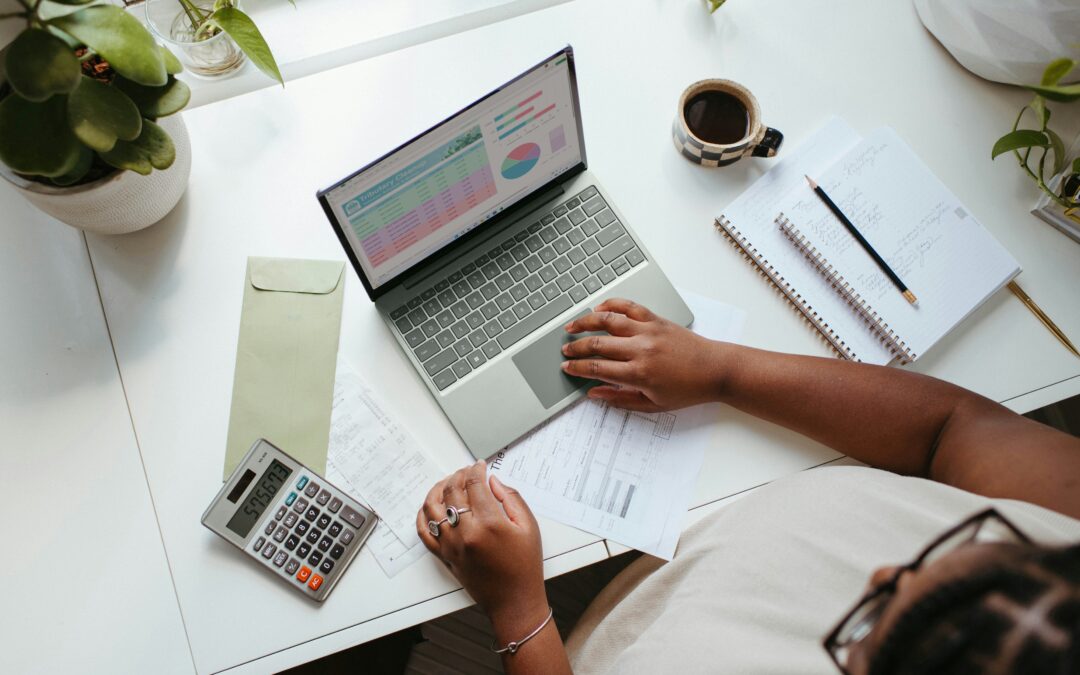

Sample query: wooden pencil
[805,175,917,305]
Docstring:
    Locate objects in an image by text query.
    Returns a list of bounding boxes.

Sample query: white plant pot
[913,0,1080,86]
[1,114,192,235]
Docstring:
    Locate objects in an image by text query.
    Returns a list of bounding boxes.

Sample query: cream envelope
[223,257,345,479]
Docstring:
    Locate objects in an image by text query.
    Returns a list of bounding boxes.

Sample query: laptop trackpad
[512,312,599,409]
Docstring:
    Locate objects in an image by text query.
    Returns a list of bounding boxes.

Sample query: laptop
[318,46,691,459]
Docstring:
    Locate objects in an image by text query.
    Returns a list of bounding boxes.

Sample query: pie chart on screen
[501,143,541,180]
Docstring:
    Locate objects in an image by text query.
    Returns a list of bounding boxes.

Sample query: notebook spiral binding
[775,214,915,364]
[714,215,860,361]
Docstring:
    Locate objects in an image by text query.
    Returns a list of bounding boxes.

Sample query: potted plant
[992,57,1080,242]
[0,0,281,234]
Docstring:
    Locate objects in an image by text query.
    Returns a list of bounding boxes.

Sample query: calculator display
[226,460,293,537]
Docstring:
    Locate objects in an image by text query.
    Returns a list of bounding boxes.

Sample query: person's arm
[416,461,572,675]
[561,299,1080,519]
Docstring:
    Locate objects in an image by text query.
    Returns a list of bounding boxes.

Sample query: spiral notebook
[716,119,1020,365]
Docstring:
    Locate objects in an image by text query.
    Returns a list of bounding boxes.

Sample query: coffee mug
[672,79,784,167]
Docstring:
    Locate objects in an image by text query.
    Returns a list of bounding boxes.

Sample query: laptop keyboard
[389,186,645,391]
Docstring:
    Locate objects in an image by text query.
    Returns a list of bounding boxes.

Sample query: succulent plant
[0,0,281,186]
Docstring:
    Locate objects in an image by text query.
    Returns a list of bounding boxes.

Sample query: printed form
[325,363,441,578]
[489,291,745,559]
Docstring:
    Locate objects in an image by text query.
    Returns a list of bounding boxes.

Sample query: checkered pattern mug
[673,79,783,167]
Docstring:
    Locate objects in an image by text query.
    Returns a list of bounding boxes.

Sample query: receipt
[325,362,442,576]
[325,459,428,578]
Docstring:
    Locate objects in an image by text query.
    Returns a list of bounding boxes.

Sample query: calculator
[202,438,378,602]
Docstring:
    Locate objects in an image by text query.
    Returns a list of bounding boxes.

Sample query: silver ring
[427,517,449,538]
[446,505,471,527]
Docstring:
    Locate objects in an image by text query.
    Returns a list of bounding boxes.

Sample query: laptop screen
[321,49,584,292]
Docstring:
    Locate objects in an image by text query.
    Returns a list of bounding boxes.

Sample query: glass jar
[145,0,246,79]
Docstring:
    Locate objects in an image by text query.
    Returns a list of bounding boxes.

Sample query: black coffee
[684,90,748,144]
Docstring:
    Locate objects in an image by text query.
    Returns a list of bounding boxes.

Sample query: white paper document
[325,363,442,577]
[489,292,744,559]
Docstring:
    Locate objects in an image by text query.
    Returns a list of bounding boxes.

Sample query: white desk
[0,190,192,673]
[14,0,1080,672]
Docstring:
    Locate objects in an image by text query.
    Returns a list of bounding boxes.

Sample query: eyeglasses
[822,508,1032,674]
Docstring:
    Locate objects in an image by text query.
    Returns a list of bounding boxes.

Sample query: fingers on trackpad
[512,312,597,408]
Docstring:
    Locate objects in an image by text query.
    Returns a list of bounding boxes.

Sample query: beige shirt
[565,466,1080,674]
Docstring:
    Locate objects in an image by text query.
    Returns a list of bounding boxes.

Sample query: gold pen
[1007,281,1079,358]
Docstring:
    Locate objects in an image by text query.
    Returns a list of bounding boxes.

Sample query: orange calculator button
[296,566,312,583]
[308,574,323,591]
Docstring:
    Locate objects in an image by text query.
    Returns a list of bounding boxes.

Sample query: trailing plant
[0,0,281,187]
[171,0,283,85]
[992,57,1080,211]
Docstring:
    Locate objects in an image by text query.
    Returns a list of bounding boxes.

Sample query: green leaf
[160,45,183,75]
[1030,96,1049,128]
[114,76,190,118]
[1026,83,1080,103]
[1042,58,1076,86]
[47,0,98,5]
[991,130,1050,159]
[1046,128,1067,176]
[51,146,95,186]
[5,28,81,102]
[52,6,166,87]
[0,94,81,177]
[99,118,175,175]
[66,77,142,152]
[209,7,282,85]
[1073,157,1080,175]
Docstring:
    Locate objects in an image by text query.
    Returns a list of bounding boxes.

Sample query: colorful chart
[501,143,541,180]
[347,137,497,268]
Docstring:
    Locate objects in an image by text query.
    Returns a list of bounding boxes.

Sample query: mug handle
[751,127,784,158]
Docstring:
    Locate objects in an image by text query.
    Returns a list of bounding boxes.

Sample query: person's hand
[416,461,549,632]
[562,298,725,411]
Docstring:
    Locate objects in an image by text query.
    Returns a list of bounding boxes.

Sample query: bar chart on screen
[490,87,560,144]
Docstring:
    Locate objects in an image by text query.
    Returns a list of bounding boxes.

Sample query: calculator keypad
[244,469,367,600]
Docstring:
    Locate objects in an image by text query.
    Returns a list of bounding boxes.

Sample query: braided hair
[868,544,1080,675]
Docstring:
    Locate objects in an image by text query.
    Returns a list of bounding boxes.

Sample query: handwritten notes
[721,117,895,364]
[783,127,1019,359]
